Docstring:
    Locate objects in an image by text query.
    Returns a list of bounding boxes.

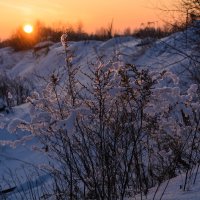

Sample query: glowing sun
[23,24,33,33]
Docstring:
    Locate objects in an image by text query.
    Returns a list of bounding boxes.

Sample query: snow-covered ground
[0,25,200,199]
[134,171,200,200]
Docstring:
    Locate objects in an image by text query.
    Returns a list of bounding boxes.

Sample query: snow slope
[0,26,199,199]
[133,171,200,200]
[0,31,197,90]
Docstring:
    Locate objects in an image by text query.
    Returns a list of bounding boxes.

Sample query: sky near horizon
[0,0,177,39]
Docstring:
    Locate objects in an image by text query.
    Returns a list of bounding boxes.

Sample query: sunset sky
[0,0,177,39]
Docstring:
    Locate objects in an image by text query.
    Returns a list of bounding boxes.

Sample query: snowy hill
[0,30,197,90]
[0,26,200,199]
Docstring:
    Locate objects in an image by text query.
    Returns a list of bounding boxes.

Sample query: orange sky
[0,0,177,39]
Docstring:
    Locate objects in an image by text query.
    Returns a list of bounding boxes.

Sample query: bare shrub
[0,74,32,108]
[4,35,200,199]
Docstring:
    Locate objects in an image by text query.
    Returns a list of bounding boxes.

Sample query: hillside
[0,25,200,199]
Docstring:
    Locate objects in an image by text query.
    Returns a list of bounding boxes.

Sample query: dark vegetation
[0,74,32,109]
[0,19,189,51]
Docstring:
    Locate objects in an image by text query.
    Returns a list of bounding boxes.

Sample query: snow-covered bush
[12,60,198,199]
[23,61,157,199]
[4,39,200,198]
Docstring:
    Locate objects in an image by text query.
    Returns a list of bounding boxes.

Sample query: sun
[23,24,33,34]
